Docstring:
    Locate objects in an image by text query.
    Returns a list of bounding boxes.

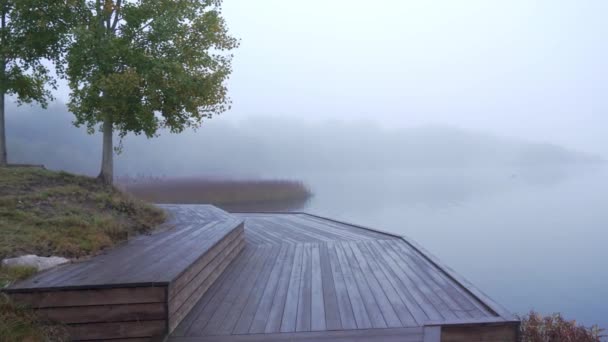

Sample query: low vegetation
[0,293,69,342]
[0,266,37,289]
[519,311,604,342]
[0,167,166,341]
[121,177,312,208]
[0,167,166,285]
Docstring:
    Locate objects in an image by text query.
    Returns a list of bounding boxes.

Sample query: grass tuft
[0,167,166,273]
[0,266,37,289]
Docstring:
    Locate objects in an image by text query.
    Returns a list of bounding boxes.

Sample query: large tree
[0,0,75,165]
[65,0,238,184]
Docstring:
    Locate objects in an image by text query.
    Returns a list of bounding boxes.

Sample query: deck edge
[234,210,518,323]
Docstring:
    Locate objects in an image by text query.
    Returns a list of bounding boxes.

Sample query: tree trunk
[0,88,6,166]
[98,116,113,184]
[0,8,6,166]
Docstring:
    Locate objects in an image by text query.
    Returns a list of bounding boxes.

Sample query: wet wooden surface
[9,205,242,290]
[170,213,512,341]
[5,205,517,341]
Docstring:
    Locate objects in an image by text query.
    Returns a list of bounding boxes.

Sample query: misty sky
[48,0,607,156]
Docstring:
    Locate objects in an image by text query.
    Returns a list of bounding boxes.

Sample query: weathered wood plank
[237,243,289,334]
[441,323,518,342]
[185,247,265,336]
[318,243,341,331]
[169,239,246,332]
[399,235,516,321]
[232,245,288,334]
[345,241,402,328]
[200,246,273,335]
[36,303,166,324]
[169,224,244,299]
[310,244,326,331]
[365,241,443,322]
[389,240,481,319]
[380,240,460,321]
[296,244,313,332]
[280,244,304,332]
[332,241,373,329]
[169,231,244,314]
[260,244,297,333]
[359,241,427,325]
[350,241,417,327]
[216,245,279,335]
[326,241,357,330]
[10,286,166,308]
[172,247,256,336]
[67,320,166,340]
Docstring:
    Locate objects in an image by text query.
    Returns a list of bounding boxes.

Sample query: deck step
[4,205,245,341]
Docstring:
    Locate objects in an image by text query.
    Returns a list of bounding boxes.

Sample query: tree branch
[110,0,121,32]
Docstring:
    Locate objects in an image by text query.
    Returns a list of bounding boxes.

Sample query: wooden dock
[4,205,519,341]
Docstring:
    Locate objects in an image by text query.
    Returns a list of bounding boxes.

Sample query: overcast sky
[54,0,608,156]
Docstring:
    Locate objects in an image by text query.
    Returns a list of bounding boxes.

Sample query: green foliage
[65,0,239,139]
[0,293,69,342]
[0,167,166,261]
[519,311,604,342]
[0,265,37,288]
[0,0,78,105]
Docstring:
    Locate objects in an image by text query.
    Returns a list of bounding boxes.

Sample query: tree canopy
[64,0,238,183]
[0,0,77,165]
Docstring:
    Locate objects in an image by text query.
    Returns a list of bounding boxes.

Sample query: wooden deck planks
[172,247,257,337]
[326,241,358,330]
[280,244,304,332]
[331,241,374,329]
[5,205,514,342]
[310,244,326,331]
[296,244,313,332]
[349,241,418,327]
[261,244,297,333]
[232,245,287,335]
[359,241,428,325]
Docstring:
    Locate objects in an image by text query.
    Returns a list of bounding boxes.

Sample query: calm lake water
[293,165,608,329]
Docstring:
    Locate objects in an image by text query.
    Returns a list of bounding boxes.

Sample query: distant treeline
[6,102,604,179]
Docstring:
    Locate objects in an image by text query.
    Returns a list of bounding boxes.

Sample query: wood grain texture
[67,320,167,340]
[8,205,243,290]
[173,212,515,339]
[36,303,166,324]
[9,286,166,308]
[2,205,517,341]
[441,323,519,342]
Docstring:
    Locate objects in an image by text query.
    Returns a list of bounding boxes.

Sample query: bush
[520,311,604,342]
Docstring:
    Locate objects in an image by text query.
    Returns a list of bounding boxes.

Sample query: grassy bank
[0,167,166,285]
[121,177,312,207]
[0,167,166,342]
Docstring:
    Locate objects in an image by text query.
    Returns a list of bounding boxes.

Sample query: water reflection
[294,165,608,329]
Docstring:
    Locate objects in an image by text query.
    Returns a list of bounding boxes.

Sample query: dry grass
[121,177,312,207]
[0,167,166,271]
[519,311,604,342]
[0,266,37,289]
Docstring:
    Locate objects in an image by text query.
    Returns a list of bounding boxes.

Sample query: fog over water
[5,0,608,330]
